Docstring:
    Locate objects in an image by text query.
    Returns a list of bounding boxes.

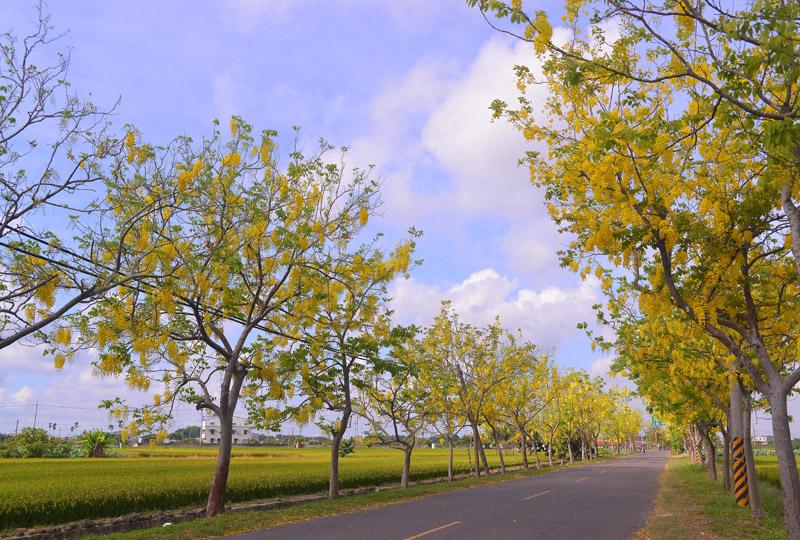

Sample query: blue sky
[2,0,786,435]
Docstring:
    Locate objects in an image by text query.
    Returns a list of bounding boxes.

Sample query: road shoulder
[637,456,785,539]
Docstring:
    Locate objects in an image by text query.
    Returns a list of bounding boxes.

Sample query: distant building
[200,416,252,445]
[753,435,774,445]
[131,434,171,447]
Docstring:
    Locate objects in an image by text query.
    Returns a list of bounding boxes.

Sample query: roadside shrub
[80,430,111,458]
[338,437,356,458]
[1,428,74,458]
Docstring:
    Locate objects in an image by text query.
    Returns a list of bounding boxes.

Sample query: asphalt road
[223,451,669,540]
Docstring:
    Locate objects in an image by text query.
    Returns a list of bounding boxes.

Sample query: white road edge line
[523,489,552,501]
[404,520,462,540]
[574,476,588,483]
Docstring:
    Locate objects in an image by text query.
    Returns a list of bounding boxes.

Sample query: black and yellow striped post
[732,436,749,506]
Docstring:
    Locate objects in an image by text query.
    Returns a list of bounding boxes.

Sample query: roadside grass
[83,458,608,540]
[642,456,785,539]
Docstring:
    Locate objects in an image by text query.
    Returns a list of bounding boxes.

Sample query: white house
[201,416,253,445]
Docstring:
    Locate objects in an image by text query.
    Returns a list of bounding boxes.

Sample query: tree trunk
[580,437,587,461]
[768,390,800,539]
[401,445,413,488]
[329,359,353,499]
[567,438,574,463]
[448,438,454,482]
[329,405,351,499]
[329,433,342,498]
[701,427,717,481]
[520,429,528,469]
[547,440,554,467]
[478,432,490,475]
[205,413,233,516]
[721,424,731,493]
[471,423,481,477]
[492,428,506,474]
[743,392,763,519]
[534,441,541,469]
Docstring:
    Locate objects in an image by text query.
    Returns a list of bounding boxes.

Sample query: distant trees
[493,346,554,469]
[358,327,429,488]
[1,427,74,457]
[169,426,200,441]
[349,302,638,484]
[288,230,416,498]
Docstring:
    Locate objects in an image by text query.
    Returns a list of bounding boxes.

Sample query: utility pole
[14,419,19,435]
[32,401,39,429]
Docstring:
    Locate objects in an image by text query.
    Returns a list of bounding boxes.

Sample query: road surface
[223,451,668,540]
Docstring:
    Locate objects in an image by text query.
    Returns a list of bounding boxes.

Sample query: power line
[0,402,201,411]
[0,403,102,411]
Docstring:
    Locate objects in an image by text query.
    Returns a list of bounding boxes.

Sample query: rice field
[0,445,525,529]
[755,455,783,488]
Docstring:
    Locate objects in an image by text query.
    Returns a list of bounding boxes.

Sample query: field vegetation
[756,456,791,492]
[0,446,528,529]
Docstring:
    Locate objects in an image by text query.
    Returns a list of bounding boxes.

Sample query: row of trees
[346,304,644,489]
[473,0,800,536]
[1,9,639,520]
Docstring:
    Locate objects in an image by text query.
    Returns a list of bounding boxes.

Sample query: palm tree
[80,430,110,458]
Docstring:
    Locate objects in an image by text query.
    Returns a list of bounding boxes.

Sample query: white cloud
[11,385,33,404]
[390,268,600,351]
[352,36,551,224]
[420,38,543,218]
[589,355,615,378]
[345,32,574,282]
[212,68,240,123]
[0,343,57,374]
[346,58,457,225]
[500,220,561,275]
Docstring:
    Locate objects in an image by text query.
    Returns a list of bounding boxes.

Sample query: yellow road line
[574,476,588,483]
[404,521,462,540]
[523,489,551,501]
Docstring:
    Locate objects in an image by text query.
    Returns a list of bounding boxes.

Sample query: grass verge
[641,456,785,539]
[83,458,605,540]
